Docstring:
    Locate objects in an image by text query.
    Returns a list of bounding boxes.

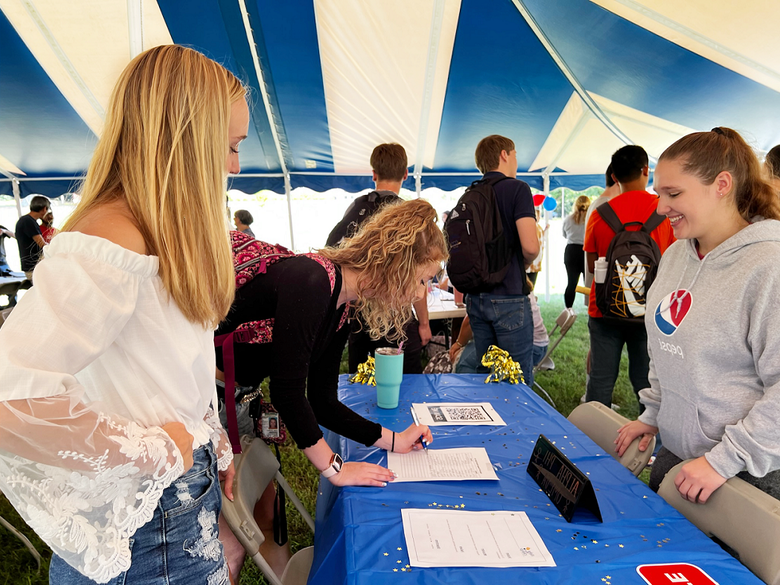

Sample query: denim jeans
[586,316,649,410]
[465,293,534,387]
[50,443,228,585]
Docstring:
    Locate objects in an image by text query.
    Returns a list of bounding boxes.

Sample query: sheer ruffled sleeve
[0,395,183,582]
[0,235,186,583]
[204,391,234,471]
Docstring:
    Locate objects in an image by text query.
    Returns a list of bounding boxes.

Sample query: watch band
[321,453,343,478]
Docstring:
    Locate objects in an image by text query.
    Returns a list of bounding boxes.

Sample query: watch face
[332,453,343,472]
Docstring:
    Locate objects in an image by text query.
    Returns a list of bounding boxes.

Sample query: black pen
[410,406,429,455]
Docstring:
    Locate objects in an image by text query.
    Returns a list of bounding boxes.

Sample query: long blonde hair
[572,195,591,224]
[64,45,245,327]
[321,199,448,341]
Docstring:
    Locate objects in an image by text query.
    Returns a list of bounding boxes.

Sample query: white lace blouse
[0,232,232,583]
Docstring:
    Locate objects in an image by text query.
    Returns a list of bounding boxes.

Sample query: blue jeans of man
[49,443,228,585]
[465,293,534,387]
[586,316,649,410]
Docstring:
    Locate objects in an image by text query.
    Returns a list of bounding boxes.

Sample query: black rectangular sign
[526,434,602,523]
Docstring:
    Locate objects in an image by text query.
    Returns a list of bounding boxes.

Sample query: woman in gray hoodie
[616,127,780,504]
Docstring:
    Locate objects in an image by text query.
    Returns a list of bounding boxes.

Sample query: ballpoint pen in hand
[410,406,429,455]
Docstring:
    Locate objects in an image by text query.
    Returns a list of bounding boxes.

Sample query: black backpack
[326,190,401,247]
[444,175,516,294]
[594,202,665,321]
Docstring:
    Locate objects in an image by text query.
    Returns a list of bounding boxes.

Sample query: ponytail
[659,127,780,222]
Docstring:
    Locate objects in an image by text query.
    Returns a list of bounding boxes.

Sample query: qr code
[442,407,490,421]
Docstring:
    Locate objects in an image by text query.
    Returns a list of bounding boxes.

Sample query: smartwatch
[321,453,343,478]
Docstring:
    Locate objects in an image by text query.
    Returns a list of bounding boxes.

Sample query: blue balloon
[543,196,557,211]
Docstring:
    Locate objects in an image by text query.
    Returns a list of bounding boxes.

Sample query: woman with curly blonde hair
[217,198,443,470]
[0,45,248,583]
[215,198,445,573]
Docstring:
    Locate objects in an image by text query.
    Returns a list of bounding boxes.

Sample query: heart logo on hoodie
[654,289,691,336]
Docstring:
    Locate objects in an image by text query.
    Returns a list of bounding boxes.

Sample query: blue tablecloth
[310,374,761,584]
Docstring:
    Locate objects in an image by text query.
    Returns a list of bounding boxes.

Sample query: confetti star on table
[574,547,579,550]
[592,540,598,544]
[397,547,403,551]
[618,544,624,548]
[397,560,402,563]
[401,568,406,572]
[383,553,389,556]
[556,529,562,533]
[393,569,398,572]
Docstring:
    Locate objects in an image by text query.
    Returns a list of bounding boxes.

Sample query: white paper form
[412,402,506,426]
[387,447,498,482]
[402,509,556,568]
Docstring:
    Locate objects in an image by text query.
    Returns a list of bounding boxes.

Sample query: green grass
[535,294,642,420]
[0,294,646,584]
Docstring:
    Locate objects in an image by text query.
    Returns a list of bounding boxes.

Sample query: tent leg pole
[13,180,22,218]
[543,175,550,303]
[284,173,295,251]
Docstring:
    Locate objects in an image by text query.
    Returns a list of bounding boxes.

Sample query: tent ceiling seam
[236,0,294,247]
[20,0,105,123]
[606,0,780,88]
[511,0,657,164]
[236,0,289,178]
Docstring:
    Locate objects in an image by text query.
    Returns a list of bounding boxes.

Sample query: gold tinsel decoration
[481,345,524,385]
[349,356,376,386]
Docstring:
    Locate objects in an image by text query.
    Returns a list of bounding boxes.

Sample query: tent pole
[284,173,295,250]
[237,0,294,245]
[12,179,22,217]
[543,174,550,303]
[412,0,446,199]
[127,0,144,58]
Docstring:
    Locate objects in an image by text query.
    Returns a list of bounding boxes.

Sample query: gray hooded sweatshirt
[638,219,780,479]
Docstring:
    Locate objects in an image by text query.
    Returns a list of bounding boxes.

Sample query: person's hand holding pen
[387,418,433,453]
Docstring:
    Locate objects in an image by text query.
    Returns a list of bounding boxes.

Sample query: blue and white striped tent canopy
[2,0,780,199]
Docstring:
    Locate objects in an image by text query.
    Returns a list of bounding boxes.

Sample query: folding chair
[532,308,577,407]
[568,401,655,477]
[221,437,315,585]
[0,307,12,327]
[658,461,780,585]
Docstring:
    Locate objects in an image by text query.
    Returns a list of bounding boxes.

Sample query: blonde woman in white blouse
[0,46,248,584]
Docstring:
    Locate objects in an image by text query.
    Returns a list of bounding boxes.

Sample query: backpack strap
[476,175,511,189]
[642,210,665,234]
[214,328,255,454]
[596,202,624,234]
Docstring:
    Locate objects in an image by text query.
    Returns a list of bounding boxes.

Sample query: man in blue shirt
[466,135,539,385]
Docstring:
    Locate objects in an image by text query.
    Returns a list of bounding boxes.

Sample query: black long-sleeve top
[216,256,382,449]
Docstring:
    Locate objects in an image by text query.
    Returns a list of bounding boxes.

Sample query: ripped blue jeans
[50,443,228,585]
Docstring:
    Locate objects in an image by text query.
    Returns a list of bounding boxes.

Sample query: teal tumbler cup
[374,347,404,409]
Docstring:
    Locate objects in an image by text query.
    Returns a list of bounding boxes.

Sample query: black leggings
[563,243,585,308]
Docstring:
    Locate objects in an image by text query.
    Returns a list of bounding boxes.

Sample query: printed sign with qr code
[441,406,493,422]
[637,563,719,585]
